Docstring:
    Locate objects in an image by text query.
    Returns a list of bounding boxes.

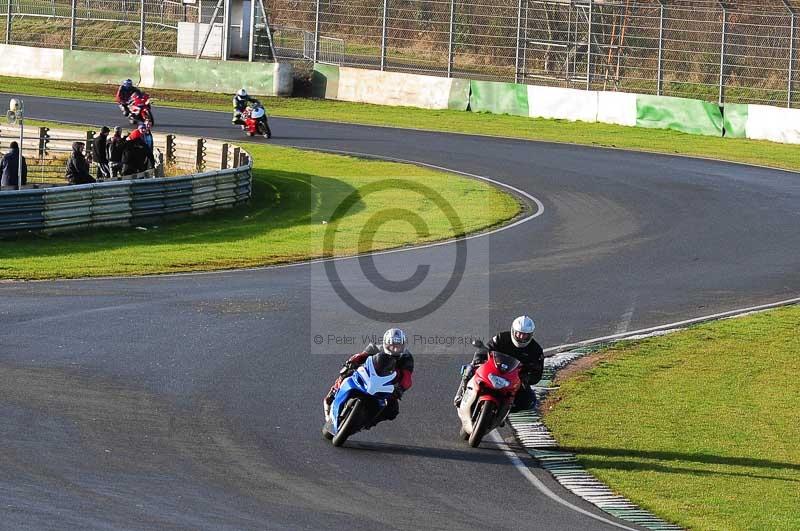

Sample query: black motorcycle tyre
[332,398,366,447]
[468,401,496,448]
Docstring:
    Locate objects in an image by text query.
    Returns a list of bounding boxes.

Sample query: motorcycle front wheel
[468,401,495,448]
[332,398,366,447]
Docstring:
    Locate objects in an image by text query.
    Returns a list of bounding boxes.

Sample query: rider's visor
[513,330,532,344]
[386,343,404,355]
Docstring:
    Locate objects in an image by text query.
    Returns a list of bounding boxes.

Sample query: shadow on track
[345,440,519,467]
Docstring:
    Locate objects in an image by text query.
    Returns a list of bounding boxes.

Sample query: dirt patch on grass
[540,349,619,414]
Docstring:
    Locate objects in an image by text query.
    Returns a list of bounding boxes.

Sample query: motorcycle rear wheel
[332,398,365,447]
[468,402,495,448]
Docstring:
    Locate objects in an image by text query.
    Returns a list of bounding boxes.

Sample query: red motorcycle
[456,342,522,448]
[242,104,272,138]
[128,92,155,127]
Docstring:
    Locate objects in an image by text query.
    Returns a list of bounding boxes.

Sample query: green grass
[4,75,800,172]
[0,141,520,280]
[544,305,800,530]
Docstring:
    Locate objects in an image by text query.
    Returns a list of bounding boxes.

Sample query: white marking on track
[487,431,640,531]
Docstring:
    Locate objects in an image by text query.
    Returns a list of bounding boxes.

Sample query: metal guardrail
[0,127,252,235]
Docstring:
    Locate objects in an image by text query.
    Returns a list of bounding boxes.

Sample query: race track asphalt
[1,94,798,530]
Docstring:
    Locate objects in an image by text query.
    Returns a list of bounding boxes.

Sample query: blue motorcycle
[323,352,397,447]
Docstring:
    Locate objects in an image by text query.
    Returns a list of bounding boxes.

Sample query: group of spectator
[67,124,156,185]
[1,124,156,189]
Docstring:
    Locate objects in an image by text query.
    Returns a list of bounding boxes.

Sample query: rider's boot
[322,384,337,421]
[453,365,474,407]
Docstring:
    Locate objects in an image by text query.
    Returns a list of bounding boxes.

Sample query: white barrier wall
[0,44,64,80]
[744,105,800,144]
[596,92,638,127]
[336,67,460,110]
[528,85,599,123]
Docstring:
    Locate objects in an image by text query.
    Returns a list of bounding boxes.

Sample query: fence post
[586,0,593,90]
[248,0,255,62]
[86,130,95,167]
[380,0,388,71]
[139,0,145,55]
[447,0,455,77]
[785,1,796,108]
[69,0,77,50]
[718,1,727,105]
[5,0,11,44]
[38,127,49,159]
[196,138,206,172]
[165,134,176,165]
[232,146,241,167]
[514,0,522,83]
[221,142,229,169]
[657,0,665,95]
[313,0,320,63]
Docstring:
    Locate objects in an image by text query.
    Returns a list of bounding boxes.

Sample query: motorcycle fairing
[331,356,396,434]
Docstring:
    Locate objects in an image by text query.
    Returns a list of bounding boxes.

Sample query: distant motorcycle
[241,104,271,138]
[322,351,397,447]
[455,340,522,448]
[128,92,155,127]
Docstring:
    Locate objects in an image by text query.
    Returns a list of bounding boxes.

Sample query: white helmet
[511,315,535,348]
[236,88,248,98]
[382,328,407,357]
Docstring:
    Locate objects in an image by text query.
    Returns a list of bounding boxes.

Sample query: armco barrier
[0,134,252,236]
[0,189,46,232]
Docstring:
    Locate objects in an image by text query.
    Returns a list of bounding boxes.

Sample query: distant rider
[324,328,414,427]
[231,88,261,126]
[115,79,142,118]
[453,315,544,411]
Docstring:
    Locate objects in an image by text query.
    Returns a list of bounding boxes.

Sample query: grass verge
[543,305,800,531]
[4,75,800,172]
[0,138,521,280]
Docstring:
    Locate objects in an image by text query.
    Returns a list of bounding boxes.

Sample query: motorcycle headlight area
[488,374,510,389]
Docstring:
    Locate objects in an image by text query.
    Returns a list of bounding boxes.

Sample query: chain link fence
[1,0,198,56]
[263,0,800,107]
[2,1,799,107]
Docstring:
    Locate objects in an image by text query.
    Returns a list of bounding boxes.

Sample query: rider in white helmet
[323,328,415,425]
[453,315,544,410]
[231,88,262,125]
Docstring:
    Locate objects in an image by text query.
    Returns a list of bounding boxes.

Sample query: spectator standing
[65,142,96,185]
[107,126,125,178]
[0,141,27,188]
[92,126,111,180]
[120,138,150,176]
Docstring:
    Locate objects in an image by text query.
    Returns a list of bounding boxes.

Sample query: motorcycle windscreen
[490,352,521,374]
[370,352,397,377]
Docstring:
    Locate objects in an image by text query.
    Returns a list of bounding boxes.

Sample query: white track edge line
[488,431,640,531]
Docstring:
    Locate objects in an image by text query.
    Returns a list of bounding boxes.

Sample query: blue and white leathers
[330,356,396,434]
